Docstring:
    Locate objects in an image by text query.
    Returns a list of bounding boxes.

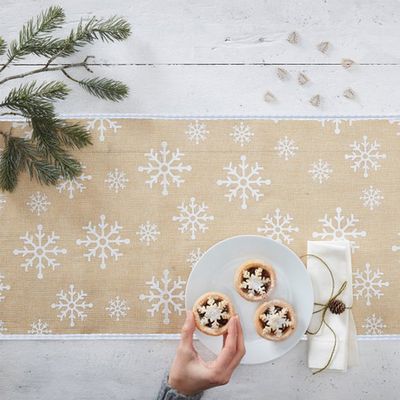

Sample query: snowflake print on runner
[274,136,298,160]
[76,215,130,269]
[138,141,192,196]
[87,118,121,142]
[308,159,333,184]
[0,321,7,333]
[13,224,67,279]
[105,168,129,193]
[26,191,51,216]
[56,164,92,199]
[12,121,33,139]
[187,248,204,269]
[392,232,400,260]
[185,120,209,144]
[345,135,386,178]
[51,284,93,327]
[320,119,352,134]
[353,263,389,306]
[139,269,186,325]
[362,314,386,335]
[216,155,271,210]
[136,221,160,246]
[172,197,214,240]
[0,193,6,210]
[106,296,130,321]
[360,186,384,211]
[230,122,254,147]
[312,207,366,253]
[388,119,400,136]
[28,319,52,335]
[257,208,299,244]
[0,273,10,302]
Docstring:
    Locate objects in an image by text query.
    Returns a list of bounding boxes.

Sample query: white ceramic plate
[185,235,314,364]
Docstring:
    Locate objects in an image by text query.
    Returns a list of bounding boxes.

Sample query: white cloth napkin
[307,240,359,372]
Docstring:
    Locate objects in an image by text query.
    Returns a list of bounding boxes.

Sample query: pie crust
[193,292,235,336]
[254,299,296,341]
[234,260,276,301]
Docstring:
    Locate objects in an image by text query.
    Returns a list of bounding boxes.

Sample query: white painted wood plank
[1,65,398,116]
[1,0,400,64]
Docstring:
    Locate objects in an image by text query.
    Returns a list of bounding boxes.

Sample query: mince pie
[254,299,296,341]
[193,292,235,336]
[234,260,276,301]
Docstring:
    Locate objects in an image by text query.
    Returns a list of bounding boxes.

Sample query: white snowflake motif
[56,164,92,199]
[0,193,6,210]
[105,168,129,193]
[360,186,384,211]
[353,263,389,306]
[260,306,293,338]
[87,118,122,142]
[139,269,186,325]
[172,197,214,240]
[198,297,229,329]
[0,273,10,302]
[308,159,333,184]
[0,320,7,333]
[362,314,387,335]
[392,232,400,260]
[12,121,33,139]
[136,221,160,246]
[257,208,299,244]
[240,268,270,296]
[51,284,93,327]
[76,215,130,269]
[28,319,52,335]
[13,224,67,279]
[106,296,130,321]
[388,119,400,136]
[229,122,254,147]
[185,120,209,144]
[312,207,366,253]
[320,119,352,135]
[274,136,298,160]
[26,191,51,216]
[138,141,192,196]
[186,248,204,269]
[217,155,271,210]
[345,135,387,178]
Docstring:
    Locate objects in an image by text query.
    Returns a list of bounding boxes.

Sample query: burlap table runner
[0,117,398,337]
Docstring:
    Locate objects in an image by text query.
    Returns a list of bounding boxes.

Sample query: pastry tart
[193,292,235,336]
[234,260,275,301]
[254,299,296,341]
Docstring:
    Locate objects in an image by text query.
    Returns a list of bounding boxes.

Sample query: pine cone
[328,299,346,315]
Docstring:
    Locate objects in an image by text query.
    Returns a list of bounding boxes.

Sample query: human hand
[168,310,245,396]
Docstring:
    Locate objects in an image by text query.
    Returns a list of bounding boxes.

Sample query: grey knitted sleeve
[156,371,203,400]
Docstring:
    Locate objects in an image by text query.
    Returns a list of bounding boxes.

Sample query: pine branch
[0,36,6,56]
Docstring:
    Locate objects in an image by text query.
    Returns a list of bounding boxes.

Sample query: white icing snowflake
[28,319,52,335]
[12,121,33,139]
[185,120,209,144]
[187,248,204,269]
[136,221,160,246]
[26,191,51,216]
[87,118,121,142]
[197,297,229,329]
[392,232,400,260]
[362,314,386,335]
[138,141,192,196]
[216,155,271,210]
[274,136,298,160]
[257,208,299,244]
[240,268,270,297]
[56,164,92,199]
[320,119,352,134]
[312,207,366,253]
[139,269,186,324]
[360,186,384,211]
[0,193,6,210]
[0,320,7,333]
[13,224,67,279]
[353,263,389,306]
[76,215,130,269]
[230,122,254,147]
[308,159,333,184]
[106,296,130,321]
[51,284,93,327]
[0,273,10,302]
[260,306,293,337]
[105,168,129,193]
[172,197,214,240]
[345,135,387,178]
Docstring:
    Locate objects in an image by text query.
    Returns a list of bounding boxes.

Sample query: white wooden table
[0,1,399,398]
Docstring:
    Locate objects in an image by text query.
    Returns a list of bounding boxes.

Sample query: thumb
[180,310,196,349]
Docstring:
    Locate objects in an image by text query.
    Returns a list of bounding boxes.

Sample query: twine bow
[300,254,351,374]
